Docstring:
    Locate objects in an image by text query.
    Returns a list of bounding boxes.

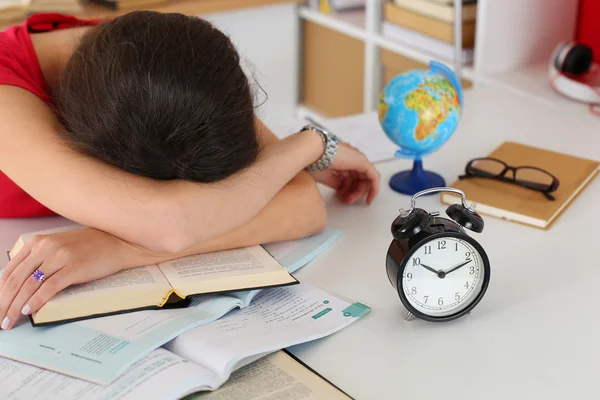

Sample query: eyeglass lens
[467,159,506,177]
[514,167,554,190]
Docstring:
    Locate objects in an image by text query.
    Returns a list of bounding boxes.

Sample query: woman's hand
[309,142,381,205]
[0,228,150,330]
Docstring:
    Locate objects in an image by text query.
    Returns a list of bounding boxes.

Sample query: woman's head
[55,11,258,182]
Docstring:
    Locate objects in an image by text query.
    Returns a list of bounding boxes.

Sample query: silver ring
[32,269,45,282]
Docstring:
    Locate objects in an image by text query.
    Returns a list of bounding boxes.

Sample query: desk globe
[379,61,464,195]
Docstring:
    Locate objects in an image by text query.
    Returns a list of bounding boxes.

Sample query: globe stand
[389,158,445,196]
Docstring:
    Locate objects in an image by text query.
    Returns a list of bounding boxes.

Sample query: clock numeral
[424,245,432,255]
[437,240,446,250]
[411,286,417,295]
[465,251,472,262]
[423,295,428,304]
[455,292,460,301]
[469,266,475,275]
[406,272,413,281]
[437,297,444,306]
[412,257,421,266]
[455,243,459,251]
[464,281,469,289]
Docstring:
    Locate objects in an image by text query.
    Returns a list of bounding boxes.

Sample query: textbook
[191,351,352,400]
[0,228,342,385]
[0,283,368,399]
[9,225,299,326]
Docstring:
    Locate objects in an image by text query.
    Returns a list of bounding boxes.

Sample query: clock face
[401,235,486,318]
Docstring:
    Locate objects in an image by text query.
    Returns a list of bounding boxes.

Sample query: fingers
[0,251,45,329]
[25,269,71,318]
[0,241,33,293]
[336,172,356,203]
[3,255,64,330]
[347,179,371,204]
[366,167,381,205]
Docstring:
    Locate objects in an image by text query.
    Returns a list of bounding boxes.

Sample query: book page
[234,228,342,306]
[164,284,370,380]
[191,351,351,400]
[33,265,172,325]
[0,294,241,385]
[271,113,396,164]
[0,348,214,400]
[157,246,294,297]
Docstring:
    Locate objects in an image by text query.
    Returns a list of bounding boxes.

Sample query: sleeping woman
[0,11,380,329]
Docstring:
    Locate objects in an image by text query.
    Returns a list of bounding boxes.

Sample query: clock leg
[404,311,415,321]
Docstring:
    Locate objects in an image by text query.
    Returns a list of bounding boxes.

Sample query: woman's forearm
[116,171,327,267]
[166,127,325,250]
[185,171,327,253]
[0,87,322,252]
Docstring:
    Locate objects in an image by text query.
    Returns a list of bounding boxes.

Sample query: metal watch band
[302,124,339,171]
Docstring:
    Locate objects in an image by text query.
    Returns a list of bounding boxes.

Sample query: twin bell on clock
[386,187,491,322]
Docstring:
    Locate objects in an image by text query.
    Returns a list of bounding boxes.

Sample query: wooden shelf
[489,62,594,116]
[1,0,302,30]
[298,6,475,80]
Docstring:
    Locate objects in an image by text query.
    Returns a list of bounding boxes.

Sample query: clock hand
[444,260,472,275]
[420,264,440,275]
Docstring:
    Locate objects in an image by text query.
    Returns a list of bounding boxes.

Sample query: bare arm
[0,86,324,252]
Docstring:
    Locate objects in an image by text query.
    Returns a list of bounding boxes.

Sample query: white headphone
[548,41,600,105]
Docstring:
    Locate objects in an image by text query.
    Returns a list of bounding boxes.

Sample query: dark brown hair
[55,11,259,182]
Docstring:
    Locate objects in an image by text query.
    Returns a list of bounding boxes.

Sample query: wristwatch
[302,124,340,171]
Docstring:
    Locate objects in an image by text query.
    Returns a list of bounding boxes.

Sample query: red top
[0,13,101,218]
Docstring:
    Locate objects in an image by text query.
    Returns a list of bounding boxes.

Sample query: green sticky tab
[312,307,332,319]
[342,302,371,318]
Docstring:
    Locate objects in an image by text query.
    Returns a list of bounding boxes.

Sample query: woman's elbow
[132,209,197,254]
[297,176,328,237]
[309,196,328,235]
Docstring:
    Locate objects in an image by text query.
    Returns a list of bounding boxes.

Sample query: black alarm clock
[386,187,491,322]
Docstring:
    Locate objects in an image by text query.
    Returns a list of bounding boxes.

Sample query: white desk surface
[0,82,598,399]
[287,82,600,400]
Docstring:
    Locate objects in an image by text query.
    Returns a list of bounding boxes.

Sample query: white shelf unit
[297,0,582,117]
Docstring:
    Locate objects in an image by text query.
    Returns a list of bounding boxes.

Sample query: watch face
[401,234,488,319]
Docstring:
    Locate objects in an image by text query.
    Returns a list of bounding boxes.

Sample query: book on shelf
[308,0,365,13]
[28,0,85,14]
[0,0,29,23]
[0,283,368,399]
[421,0,477,4]
[441,141,600,229]
[90,0,167,11]
[1,225,342,385]
[382,21,473,65]
[393,0,478,23]
[9,225,299,326]
[384,2,476,47]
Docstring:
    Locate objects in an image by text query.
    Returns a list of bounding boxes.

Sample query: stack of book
[91,0,167,11]
[28,0,85,14]
[307,0,365,13]
[383,0,478,66]
[0,225,367,399]
[0,0,29,24]
[0,0,85,24]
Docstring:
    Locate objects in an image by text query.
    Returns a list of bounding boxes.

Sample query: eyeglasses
[459,158,560,200]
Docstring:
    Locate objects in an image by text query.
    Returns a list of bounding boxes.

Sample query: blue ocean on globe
[378,67,462,158]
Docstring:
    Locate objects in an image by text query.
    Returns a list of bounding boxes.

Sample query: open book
[0,283,367,399]
[9,225,298,325]
[0,227,342,385]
